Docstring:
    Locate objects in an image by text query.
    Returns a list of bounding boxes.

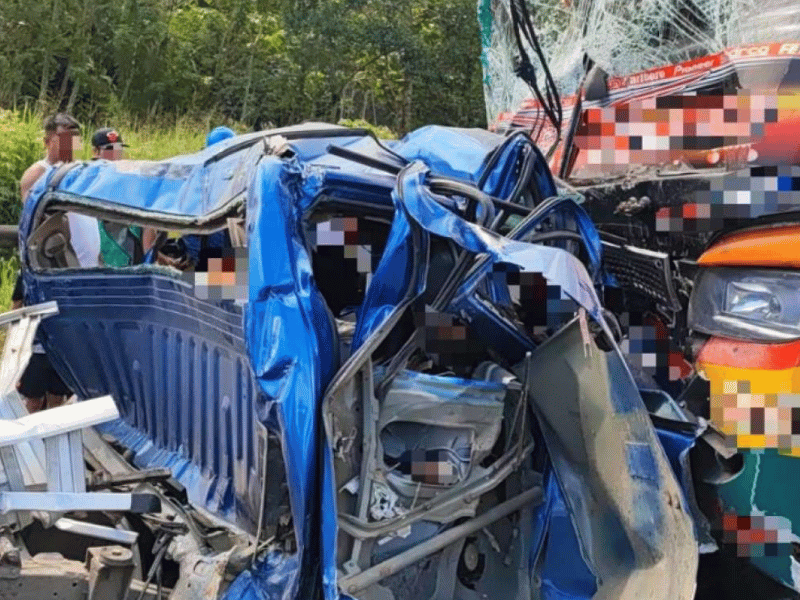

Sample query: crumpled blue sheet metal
[480,132,556,200]
[18,267,262,529]
[530,470,598,600]
[459,194,603,340]
[395,163,607,326]
[225,127,529,600]
[18,124,527,600]
[23,140,253,220]
[521,319,698,599]
[341,169,612,600]
[18,123,696,600]
[344,163,696,598]
[248,132,615,600]
[650,416,718,553]
[20,123,373,228]
[222,552,301,600]
[393,126,505,182]
[241,156,340,599]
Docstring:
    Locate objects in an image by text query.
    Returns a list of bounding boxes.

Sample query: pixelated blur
[721,513,795,558]
[569,92,800,233]
[394,449,461,486]
[657,165,800,232]
[414,307,484,370]
[55,129,82,163]
[575,93,786,168]
[710,379,800,455]
[311,216,377,282]
[491,266,577,335]
[620,314,690,383]
[192,247,248,301]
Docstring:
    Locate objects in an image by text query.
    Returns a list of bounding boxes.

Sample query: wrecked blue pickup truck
[11,123,716,599]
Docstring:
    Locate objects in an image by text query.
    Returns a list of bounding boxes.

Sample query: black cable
[558,86,583,179]
[478,131,530,189]
[428,177,530,218]
[327,145,401,175]
[491,145,537,229]
[525,230,585,244]
[521,2,561,128]
[508,0,563,139]
[136,532,171,600]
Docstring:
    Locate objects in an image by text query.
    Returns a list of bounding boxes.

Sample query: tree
[0,0,489,131]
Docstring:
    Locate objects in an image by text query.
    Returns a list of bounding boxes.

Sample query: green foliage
[337,118,397,140]
[113,118,213,161]
[0,109,43,224]
[0,109,241,224]
[0,254,19,313]
[0,0,486,132]
[0,0,489,222]
[0,253,18,345]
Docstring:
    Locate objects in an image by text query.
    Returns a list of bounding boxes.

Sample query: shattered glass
[479,0,800,125]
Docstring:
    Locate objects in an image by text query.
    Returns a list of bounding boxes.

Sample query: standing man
[19,113,81,201]
[91,127,127,161]
[19,112,101,268]
[16,113,96,412]
[91,127,148,267]
[10,113,79,308]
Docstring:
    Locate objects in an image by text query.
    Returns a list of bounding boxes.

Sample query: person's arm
[10,271,23,310]
[142,227,157,252]
[19,163,46,202]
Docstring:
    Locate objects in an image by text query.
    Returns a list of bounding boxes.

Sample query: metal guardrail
[0,226,17,248]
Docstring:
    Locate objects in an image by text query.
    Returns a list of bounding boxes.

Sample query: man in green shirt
[91,128,147,267]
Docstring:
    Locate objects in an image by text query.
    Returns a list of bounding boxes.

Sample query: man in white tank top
[19,113,100,268]
[20,113,80,201]
[16,113,99,412]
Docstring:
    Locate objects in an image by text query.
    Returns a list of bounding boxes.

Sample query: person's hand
[156,251,192,271]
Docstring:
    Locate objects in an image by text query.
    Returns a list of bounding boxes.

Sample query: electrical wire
[508,0,563,140]
[135,532,171,600]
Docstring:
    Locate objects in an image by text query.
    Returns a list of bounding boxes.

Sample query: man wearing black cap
[92,127,128,160]
[90,127,150,267]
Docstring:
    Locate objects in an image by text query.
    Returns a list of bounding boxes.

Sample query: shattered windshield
[480,0,800,123]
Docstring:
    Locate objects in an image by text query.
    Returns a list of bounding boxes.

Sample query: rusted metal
[0,552,169,600]
[86,546,134,600]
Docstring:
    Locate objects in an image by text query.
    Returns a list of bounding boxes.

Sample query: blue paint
[530,470,597,600]
[220,552,301,600]
[18,125,688,600]
[605,343,651,415]
[626,441,666,554]
[627,442,660,483]
[25,272,259,528]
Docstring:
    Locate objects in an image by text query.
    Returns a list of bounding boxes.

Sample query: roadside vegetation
[0,254,17,312]
[0,109,230,311]
[0,0,484,134]
[0,0,486,311]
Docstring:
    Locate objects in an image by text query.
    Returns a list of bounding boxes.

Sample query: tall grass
[0,109,394,313]
[1,109,243,223]
[0,254,19,346]
[0,254,18,312]
[0,109,244,313]
[0,108,46,224]
[87,115,222,161]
